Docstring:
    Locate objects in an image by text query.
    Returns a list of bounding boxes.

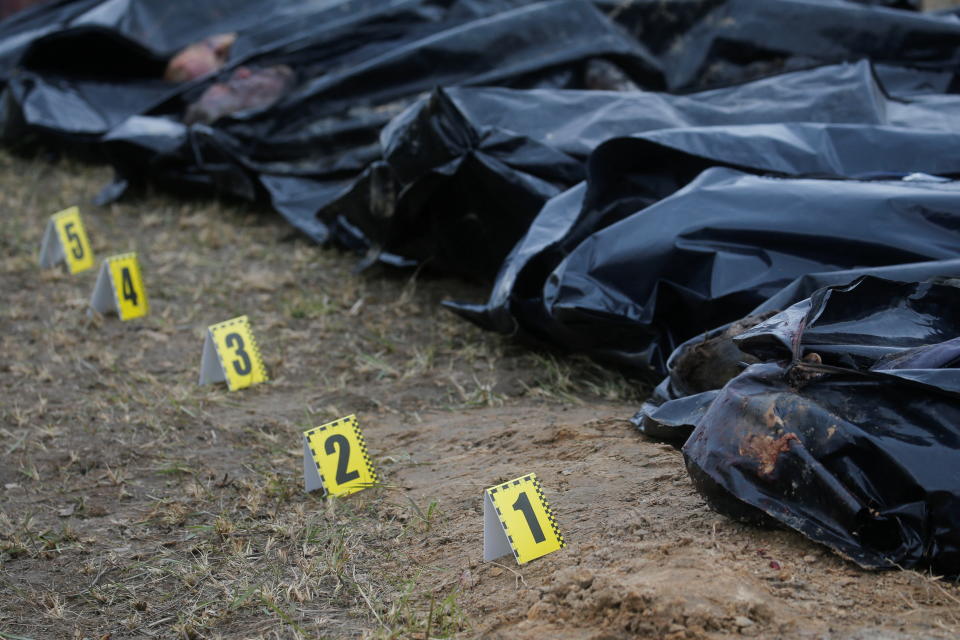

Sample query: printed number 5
[512,492,546,543]
[64,222,84,259]
[225,332,252,376]
[325,434,360,485]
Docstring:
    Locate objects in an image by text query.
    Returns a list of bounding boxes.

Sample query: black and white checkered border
[210,315,269,388]
[487,473,564,561]
[304,414,378,490]
[107,251,136,263]
[346,414,378,485]
[531,475,565,549]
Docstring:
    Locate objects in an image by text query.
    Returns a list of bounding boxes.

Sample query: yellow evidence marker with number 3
[303,415,378,497]
[39,206,95,274]
[484,473,565,565]
[89,253,149,321]
[199,315,268,391]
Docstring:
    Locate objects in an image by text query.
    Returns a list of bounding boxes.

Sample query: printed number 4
[512,491,546,543]
[224,332,252,376]
[120,267,138,306]
[64,222,84,259]
[325,434,360,485]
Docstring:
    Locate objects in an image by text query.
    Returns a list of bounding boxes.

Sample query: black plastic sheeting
[0,0,662,241]
[355,59,960,276]
[5,0,960,575]
[6,0,960,254]
[651,0,960,92]
[449,163,960,375]
[681,277,960,574]
[636,259,960,445]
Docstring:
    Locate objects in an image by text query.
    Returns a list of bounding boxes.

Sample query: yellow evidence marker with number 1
[199,315,268,391]
[484,473,565,565]
[303,415,378,497]
[39,206,95,274]
[89,253,149,321]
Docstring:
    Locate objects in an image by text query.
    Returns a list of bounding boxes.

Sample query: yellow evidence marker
[199,315,268,391]
[484,473,565,565]
[89,252,149,321]
[303,415,378,497]
[39,206,95,273]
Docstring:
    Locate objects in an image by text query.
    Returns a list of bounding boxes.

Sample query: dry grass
[6,149,959,640]
[0,149,641,639]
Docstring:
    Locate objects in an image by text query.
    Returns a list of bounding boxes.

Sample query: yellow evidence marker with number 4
[303,415,378,497]
[484,473,565,565]
[39,206,95,274]
[199,315,268,391]
[89,253,149,321]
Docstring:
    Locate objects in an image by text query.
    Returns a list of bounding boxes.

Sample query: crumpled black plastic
[0,0,662,241]
[655,0,960,92]
[634,260,960,444]
[4,0,960,576]
[680,276,960,574]
[449,154,960,377]
[6,0,960,260]
[344,59,960,277]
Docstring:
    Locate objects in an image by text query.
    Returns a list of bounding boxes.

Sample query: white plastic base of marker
[38,221,64,269]
[483,491,514,562]
[88,264,115,317]
[303,438,325,493]
[198,331,226,385]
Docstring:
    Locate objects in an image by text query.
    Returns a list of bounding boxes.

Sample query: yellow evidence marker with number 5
[484,473,565,565]
[39,206,95,274]
[199,315,268,391]
[89,253,149,321]
[303,415,378,497]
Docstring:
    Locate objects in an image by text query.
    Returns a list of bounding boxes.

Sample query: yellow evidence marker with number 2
[199,315,268,391]
[303,415,378,497]
[39,206,95,274]
[89,253,149,321]
[484,473,565,565]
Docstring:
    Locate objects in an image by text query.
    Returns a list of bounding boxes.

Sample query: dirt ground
[2,150,960,640]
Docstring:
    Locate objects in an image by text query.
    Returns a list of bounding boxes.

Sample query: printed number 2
[325,434,360,485]
[64,222,84,259]
[120,267,138,306]
[225,332,252,376]
[512,492,546,543]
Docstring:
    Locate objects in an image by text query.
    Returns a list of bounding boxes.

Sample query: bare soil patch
[1,151,959,639]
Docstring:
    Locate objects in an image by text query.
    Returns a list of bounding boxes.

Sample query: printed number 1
[512,491,546,543]
[224,332,253,376]
[120,267,138,306]
[64,222,84,259]
[325,434,360,485]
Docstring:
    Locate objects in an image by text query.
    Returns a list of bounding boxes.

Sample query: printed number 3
[64,222,84,259]
[325,434,360,485]
[120,267,138,306]
[225,332,252,376]
[512,491,546,543]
